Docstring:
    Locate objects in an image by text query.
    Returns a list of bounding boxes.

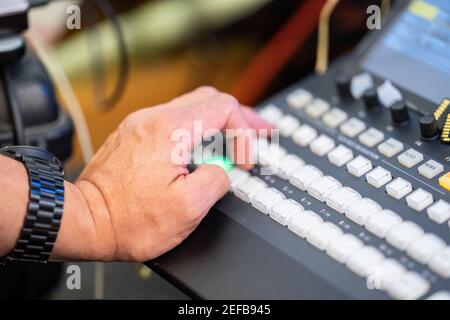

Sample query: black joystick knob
[390,101,410,125]
[419,115,439,140]
[363,88,381,112]
[336,74,353,100]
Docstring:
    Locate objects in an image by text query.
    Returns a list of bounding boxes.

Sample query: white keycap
[252,188,285,214]
[227,168,250,191]
[259,104,283,125]
[306,222,343,251]
[387,272,430,300]
[406,234,446,264]
[386,221,425,251]
[305,98,330,119]
[272,154,305,180]
[371,259,406,291]
[346,246,385,277]
[256,140,287,167]
[358,128,385,148]
[277,115,300,137]
[288,210,323,238]
[418,160,445,179]
[345,198,381,225]
[427,200,450,224]
[326,234,363,264]
[346,156,373,178]
[327,145,354,167]
[378,138,404,158]
[322,108,348,129]
[386,177,413,200]
[234,177,267,203]
[310,135,335,157]
[366,166,392,188]
[292,124,317,147]
[270,199,304,226]
[307,176,342,202]
[340,118,366,138]
[351,73,374,99]
[366,209,402,238]
[286,88,313,109]
[289,165,323,191]
[377,81,403,108]
[427,291,450,300]
[428,247,450,278]
[406,188,433,212]
[397,148,424,168]
[325,187,361,214]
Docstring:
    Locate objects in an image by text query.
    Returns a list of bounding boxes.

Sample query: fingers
[241,106,273,133]
[168,86,219,109]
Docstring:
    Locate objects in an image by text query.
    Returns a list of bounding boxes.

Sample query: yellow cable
[315,0,340,75]
[381,0,391,18]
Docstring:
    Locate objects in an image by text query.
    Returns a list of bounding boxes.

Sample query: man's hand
[52,87,271,262]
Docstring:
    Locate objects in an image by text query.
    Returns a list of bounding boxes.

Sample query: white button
[289,165,323,191]
[292,124,317,147]
[325,187,361,214]
[387,272,430,300]
[227,168,250,191]
[371,259,406,291]
[358,128,385,148]
[347,155,373,177]
[340,118,366,138]
[310,134,335,156]
[418,160,444,179]
[306,222,343,250]
[366,209,402,238]
[326,234,364,264]
[277,115,300,137]
[386,177,413,199]
[234,177,267,203]
[378,138,404,158]
[397,148,424,168]
[346,246,385,277]
[327,145,354,167]
[386,221,425,251]
[305,98,330,119]
[427,291,450,300]
[377,81,403,108]
[406,234,446,264]
[286,88,313,109]
[366,166,392,188]
[345,198,381,225]
[322,108,348,129]
[252,188,285,214]
[259,104,283,125]
[427,200,450,224]
[406,188,434,212]
[272,154,304,180]
[255,140,287,167]
[428,247,450,278]
[351,73,374,99]
[270,199,304,226]
[288,210,323,238]
[307,176,342,202]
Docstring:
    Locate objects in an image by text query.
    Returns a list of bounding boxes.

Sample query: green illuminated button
[202,156,234,172]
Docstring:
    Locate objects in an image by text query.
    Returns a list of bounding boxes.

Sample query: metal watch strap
[2,151,65,264]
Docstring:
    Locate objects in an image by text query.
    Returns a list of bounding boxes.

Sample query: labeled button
[406,188,434,212]
[366,166,392,188]
[286,88,313,109]
[366,209,402,239]
[397,148,424,168]
[387,272,430,300]
[345,198,381,226]
[386,177,413,200]
[439,172,450,191]
[272,154,305,180]
[305,99,330,119]
[325,187,361,214]
[270,199,304,226]
[386,221,425,251]
[288,210,323,238]
[427,200,450,224]
[358,128,385,148]
[418,160,444,179]
[326,234,364,264]
[307,176,342,202]
[374,259,407,291]
[227,168,250,192]
[322,108,348,129]
[428,247,450,278]
[234,177,267,203]
[256,140,287,167]
[251,188,285,214]
[406,234,446,265]
[259,105,283,125]
[327,145,354,167]
[289,165,323,191]
[310,135,335,156]
[346,246,385,277]
[340,118,366,138]
[346,156,373,177]
[378,138,404,158]
[292,124,317,147]
[277,115,300,137]
[306,222,343,251]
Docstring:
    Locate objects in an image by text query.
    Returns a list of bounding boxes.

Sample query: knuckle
[218,93,239,108]
[196,86,218,95]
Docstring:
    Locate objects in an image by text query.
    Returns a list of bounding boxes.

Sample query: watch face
[1,146,57,164]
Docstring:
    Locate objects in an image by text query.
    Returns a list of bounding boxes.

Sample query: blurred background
[1,0,387,299]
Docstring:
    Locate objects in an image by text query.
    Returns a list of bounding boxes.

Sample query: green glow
[203,155,234,172]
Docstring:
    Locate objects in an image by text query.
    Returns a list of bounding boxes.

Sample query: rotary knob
[363,88,382,112]
[419,115,439,140]
[390,101,410,125]
[335,74,353,101]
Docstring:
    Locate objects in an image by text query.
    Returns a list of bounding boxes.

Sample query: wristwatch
[0,146,65,264]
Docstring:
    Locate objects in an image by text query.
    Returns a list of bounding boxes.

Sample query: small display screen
[362,0,450,105]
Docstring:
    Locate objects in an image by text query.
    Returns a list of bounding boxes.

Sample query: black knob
[336,74,353,100]
[391,101,410,125]
[419,115,439,140]
[363,88,382,112]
